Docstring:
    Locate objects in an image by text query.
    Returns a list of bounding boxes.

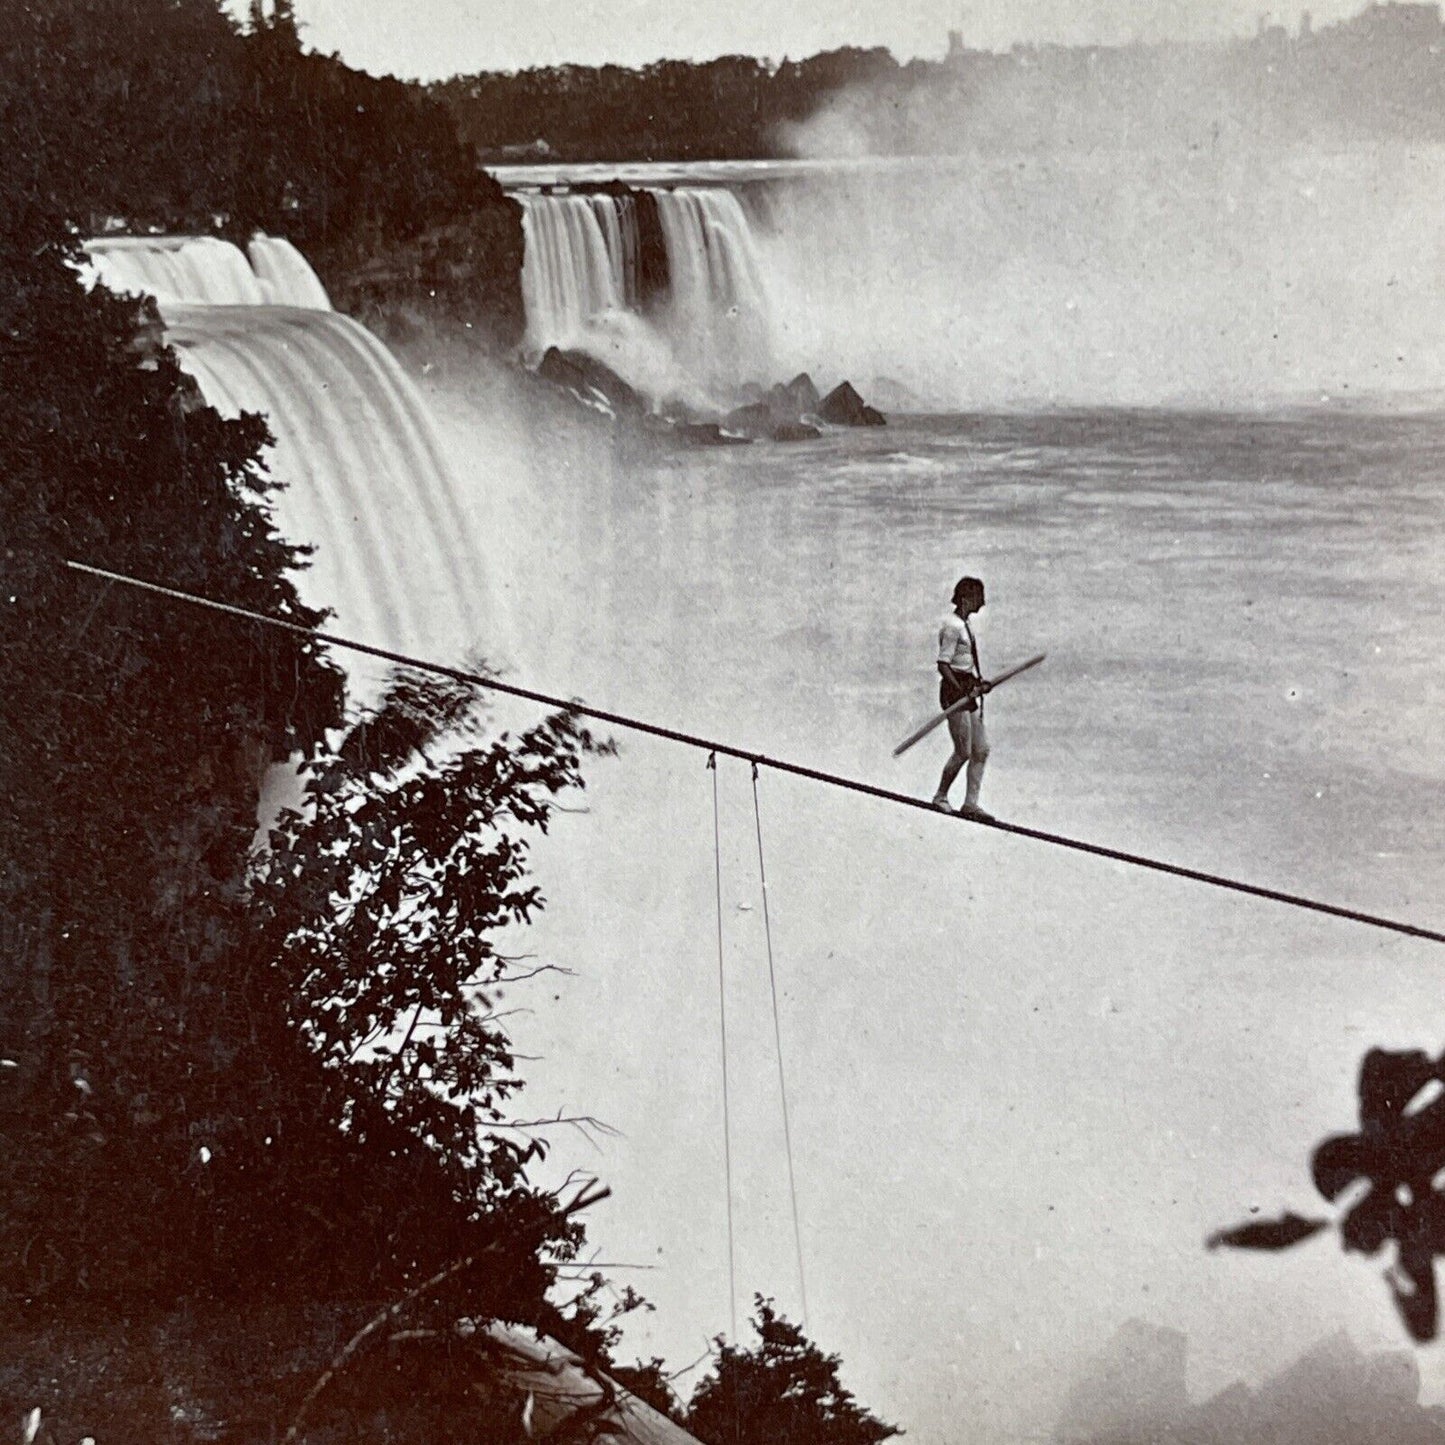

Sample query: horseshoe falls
[515,185,774,395]
[499,149,1445,408]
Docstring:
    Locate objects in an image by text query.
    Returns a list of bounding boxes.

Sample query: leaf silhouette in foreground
[1213,1047,1445,1342]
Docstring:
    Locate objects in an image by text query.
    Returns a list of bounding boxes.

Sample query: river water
[423,378,1445,1442]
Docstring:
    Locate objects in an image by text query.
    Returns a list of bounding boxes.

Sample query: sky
[247,0,1380,78]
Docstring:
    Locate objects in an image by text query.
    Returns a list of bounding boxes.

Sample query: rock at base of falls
[536,346,645,416]
[817,380,887,427]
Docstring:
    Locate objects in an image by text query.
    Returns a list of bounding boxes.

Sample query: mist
[760,51,1445,408]
[406,347,1445,1444]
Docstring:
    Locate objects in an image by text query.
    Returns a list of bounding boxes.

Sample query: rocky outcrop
[817,380,886,427]
[321,178,526,352]
[531,354,861,444]
[536,346,644,415]
[721,372,826,441]
[778,371,821,414]
[722,401,774,436]
[674,421,751,446]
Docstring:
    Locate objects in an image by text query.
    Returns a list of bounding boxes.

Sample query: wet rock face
[536,346,644,415]
[722,401,774,436]
[674,421,751,446]
[722,371,865,440]
[720,403,822,443]
[779,371,821,415]
[817,380,887,427]
[532,350,878,444]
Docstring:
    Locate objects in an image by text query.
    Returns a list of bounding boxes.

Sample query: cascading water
[247,235,334,310]
[517,194,633,351]
[82,235,508,677]
[514,186,773,395]
[650,187,772,388]
[165,305,493,664]
[84,234,332,310]
[84,235,270,307]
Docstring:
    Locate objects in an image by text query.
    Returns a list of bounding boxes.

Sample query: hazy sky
[258,0,1377,78]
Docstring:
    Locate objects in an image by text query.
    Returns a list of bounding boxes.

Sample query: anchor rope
[59,559,1445,948]
[750,761,809,1327]
[709,753,739,1343]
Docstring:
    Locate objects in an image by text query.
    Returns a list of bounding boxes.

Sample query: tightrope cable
[750,762,809,1328]
[60,559,1445,948]
[709,754,739,1343]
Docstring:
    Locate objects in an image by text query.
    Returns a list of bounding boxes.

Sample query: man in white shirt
[932,575,994,821]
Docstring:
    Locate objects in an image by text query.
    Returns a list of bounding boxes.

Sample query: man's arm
[938,660,986,697]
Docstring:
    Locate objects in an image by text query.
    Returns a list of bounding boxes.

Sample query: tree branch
[282,1186,609,1443]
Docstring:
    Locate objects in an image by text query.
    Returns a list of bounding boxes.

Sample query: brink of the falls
[82,233,511,687]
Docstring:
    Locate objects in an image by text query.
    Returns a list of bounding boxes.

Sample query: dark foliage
[1207,1212,1329,1251]
[0,228,345,1306]
[1,0,487,249]
[433,49,899,163]
[1212,1048,1445,1342]
[686,1298,900,1445]
[0,234,611,1420]
[434,14,1445,165]
[240,676,610,1303]
[612,1356,683,1422]
[0,0,524,343]
[0,5,603,1432]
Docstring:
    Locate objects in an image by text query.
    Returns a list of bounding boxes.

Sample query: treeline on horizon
[433,47,902,161]
[434,4,1445,162]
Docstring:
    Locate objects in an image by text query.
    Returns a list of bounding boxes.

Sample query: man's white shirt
[937,612,979,673]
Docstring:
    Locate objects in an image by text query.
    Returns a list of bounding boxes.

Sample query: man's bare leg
[959,715,993,821]
[933,711,969,809]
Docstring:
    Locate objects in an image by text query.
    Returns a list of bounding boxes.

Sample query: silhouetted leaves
[1213,1048,1445,1342]
[0,9,607,1430]
[1206,1212,1329,1251]
[0,0,501,256]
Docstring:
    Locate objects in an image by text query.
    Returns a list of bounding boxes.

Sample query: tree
[0,240,616,1435]
[236,673,611,1303]
[0,224,345,1305]
[0,34,592,1439]
[607,1358,680,1420]
[687,1298,901,1445]
[0,5,604,1435]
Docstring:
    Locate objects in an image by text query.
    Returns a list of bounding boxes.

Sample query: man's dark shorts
[940,674,980,714]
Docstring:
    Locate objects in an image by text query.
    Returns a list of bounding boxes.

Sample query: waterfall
[517,193,634,353]
[163,304,499,669]
[80,233,508,677]
[84,234,332,311]
[247,235,333,310]
[84,235,267,307]
[514,186,772,391]
[650,187,772,386]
